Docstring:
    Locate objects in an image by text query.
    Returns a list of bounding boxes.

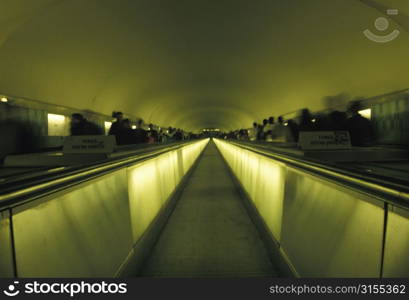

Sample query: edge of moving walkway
[214,139,409,278]
[0,138,408,277]
[0,141,200,209]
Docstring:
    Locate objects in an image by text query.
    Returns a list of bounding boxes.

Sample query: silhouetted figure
[0,120,40,161]
[147,123,158,144]
[346,101,375,146]
[109,111,124,136]
[257,124,263,141]
[167,127,176,141]
[239,129,249,140]
[159,128,167,143]
[272,116,295,142]
[174,129,183,141]
[249,122,258,141]
[116,119,135,145]
[314,113,331,131]
[298,108,315,131]
[328,110,348,131]
[134,119,148,144]
[70,113,102,135]
[287,119,299,142]
[260,118,268,140]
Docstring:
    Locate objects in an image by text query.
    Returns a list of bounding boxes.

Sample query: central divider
[5,139,209,277]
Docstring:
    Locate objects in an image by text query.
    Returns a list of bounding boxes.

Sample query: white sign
[63,135,116,154]
[298,131,351,150]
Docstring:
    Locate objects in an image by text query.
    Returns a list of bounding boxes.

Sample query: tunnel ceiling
[0,0,408,131]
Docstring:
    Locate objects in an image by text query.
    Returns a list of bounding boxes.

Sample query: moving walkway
[0,138,408,277]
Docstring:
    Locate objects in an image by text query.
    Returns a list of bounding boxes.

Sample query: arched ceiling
[0,0,408,131]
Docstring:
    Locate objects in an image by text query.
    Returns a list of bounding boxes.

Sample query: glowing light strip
[217,139,409,204]
[0,140,209,206]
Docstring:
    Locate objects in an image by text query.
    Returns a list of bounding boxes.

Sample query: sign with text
[63,135,116,154]
[298,131,351,150]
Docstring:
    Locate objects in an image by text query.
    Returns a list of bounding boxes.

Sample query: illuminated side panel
[214,139,285,242]
[254,157,285,241]
[186,140,209,172]
[10,139,209,277]
[0,210,14,276]
[156,151,180,201]
[127,139,209,243]
[214,139,385,277]
[128,161,164,242]
[383,206,409,277]
[281,168,384,277]
[127,151,179,243]
[12,169,133,277]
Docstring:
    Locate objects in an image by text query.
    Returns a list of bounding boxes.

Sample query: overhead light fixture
[132,125,137,129]
[1,97,8,103]
[47,113,67,136]
[48,113,65,122]
[358,109,371,120]
[104,121,112,135]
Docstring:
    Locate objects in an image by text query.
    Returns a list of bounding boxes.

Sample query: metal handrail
[0,141,186,187]
[0,140,203,210]
[222,139,409,209]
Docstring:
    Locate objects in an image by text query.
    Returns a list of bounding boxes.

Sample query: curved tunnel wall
[0,0,408,131]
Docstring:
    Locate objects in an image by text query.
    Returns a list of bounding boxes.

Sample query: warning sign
[298,131,351,150]
[63,135,116,154]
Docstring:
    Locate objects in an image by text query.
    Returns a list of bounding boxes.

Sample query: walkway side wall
[4,139,209,277]
[214,138,389,278]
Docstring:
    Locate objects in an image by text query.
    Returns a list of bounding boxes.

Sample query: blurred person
[174,128,183,141]
[273,116,295,142]
[328,110,348,131]
[134,119,148,144]
[346,101,375,146]
[167,127,176,141]
[239,129,249,140]
[70,113,102,135]
[287,119,299,142]
[249,122,258,141]
[264,116,275,141]
[147,123,158,144]
[159,128,167,143]
[313,113,331,131]
[109,111,124,136]
[116,119,135,145]
[298,108,315,131]
[257,124,264,141]
[70,113,87,135]
[0,119,41,161]
[261,118,269,140]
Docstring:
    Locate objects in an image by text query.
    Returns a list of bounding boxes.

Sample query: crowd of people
[70,111,198,145]
[224,101,376,147]
[69,101,376,147]
[70,113,103,136]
